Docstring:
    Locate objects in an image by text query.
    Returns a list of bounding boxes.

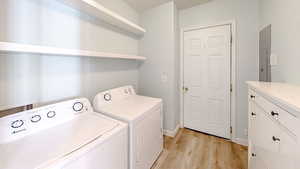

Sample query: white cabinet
[247,82,300,169]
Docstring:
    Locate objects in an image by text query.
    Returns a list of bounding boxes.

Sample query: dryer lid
[0,113,120,169]
[95,95,162,121]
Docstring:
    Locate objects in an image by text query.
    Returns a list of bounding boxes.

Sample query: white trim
[0,42,146,60]
[179,20,237,141]
[163,124,180,138]
[233,138,248,147]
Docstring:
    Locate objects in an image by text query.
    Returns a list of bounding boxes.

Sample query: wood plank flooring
[152,128,248,169]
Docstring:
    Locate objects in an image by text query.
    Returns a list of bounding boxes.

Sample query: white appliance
[0,98,128,169]
[93,86,163,169]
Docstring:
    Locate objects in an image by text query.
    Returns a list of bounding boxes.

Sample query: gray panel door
[259,25,271,82]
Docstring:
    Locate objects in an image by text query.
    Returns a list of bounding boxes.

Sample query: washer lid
[97,95,162,121]
[0,113,120,169]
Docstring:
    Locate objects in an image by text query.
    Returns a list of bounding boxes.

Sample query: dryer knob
[73,102,84,112]
[104,93,112,101]
[124,89,128,94]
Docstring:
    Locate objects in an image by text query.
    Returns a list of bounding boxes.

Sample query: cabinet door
[249,145,268,169]
[277,130,299,169]
[252,106,279,151]
[254,106,280,169]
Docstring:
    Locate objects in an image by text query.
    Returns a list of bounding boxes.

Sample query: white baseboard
[163,124,180,138]
[233,138,248,146]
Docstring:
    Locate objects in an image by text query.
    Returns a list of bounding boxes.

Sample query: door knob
[251,112,256,116]
[183,87,189,93]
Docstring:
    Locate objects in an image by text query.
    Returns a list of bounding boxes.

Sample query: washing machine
[0,98,128,169]
[93,86,163,169]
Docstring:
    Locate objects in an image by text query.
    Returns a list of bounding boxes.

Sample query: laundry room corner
[138,1,181,135]
[2,0,300,169]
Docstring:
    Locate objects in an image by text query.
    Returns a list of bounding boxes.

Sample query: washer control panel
[0,98,92,144]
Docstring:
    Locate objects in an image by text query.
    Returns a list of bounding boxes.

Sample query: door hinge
[230,34,233,44]
[230,83,233,92]
[230,126,233,134]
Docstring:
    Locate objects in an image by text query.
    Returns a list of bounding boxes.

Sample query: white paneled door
[183,24,232,139]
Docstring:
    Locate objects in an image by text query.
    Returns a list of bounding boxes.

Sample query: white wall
[179,0,259,140]
[0,0,140,110]
[139,2,179,131]
[259,0,300,84]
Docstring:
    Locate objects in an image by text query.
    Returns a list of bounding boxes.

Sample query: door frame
[179,20,237,141]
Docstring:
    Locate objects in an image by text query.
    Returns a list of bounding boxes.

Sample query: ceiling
[124,0,211,12]
[175,0,211,10]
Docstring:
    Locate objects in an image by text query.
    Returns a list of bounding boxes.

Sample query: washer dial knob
[47,111,56,118]
[11,120,24,128]
[31,115,41,123]
[73,102,84,112]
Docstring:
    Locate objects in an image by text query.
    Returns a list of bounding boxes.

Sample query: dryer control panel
[93,86,136,107]
[0,98,92,144]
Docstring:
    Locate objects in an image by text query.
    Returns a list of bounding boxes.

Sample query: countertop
[246,81,300,116]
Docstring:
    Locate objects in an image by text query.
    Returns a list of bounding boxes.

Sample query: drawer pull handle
[251,112,256,116]
[271,111,279,116]
[272,136,280,142]
[250,95,255,99]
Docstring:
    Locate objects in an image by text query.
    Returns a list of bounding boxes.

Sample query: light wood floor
[152,128,248,169]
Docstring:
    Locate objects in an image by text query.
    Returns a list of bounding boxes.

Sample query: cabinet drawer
[255,94,280,120]
[278,108,300,137]
[253,91,300,136]
[278,130,299,169]
[253,106,280,154]
[248,90,279,120]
